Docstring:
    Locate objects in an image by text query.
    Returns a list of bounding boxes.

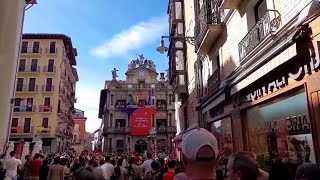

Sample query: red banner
[131,107,156,136]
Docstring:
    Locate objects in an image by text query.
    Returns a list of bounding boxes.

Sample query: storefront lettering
[265,114,310,133]
[246,57,320,102]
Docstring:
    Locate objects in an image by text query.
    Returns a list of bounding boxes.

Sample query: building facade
[98,55,176,154]
[0,0,37,153]
[71,108,87,154]
[171,0,320,170]
[10,34,79,153]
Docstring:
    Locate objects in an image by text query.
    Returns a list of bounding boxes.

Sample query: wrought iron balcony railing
[207,69,221,94]
[18,66,40,73]
[20,47,42,54]
[43,66,56,73]
[16,85,38,92]
[194,0,224,54]
[238,10,281,61]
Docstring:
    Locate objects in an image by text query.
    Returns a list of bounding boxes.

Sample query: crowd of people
[0,126,319,180]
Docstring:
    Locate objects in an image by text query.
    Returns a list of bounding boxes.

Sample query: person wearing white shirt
[100,156,115,180]
[140,153,153,176]
[5,151,22,180]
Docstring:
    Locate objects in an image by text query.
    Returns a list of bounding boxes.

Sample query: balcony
[55,127,73,138]
[238,10,281,61]
[35,126,51,135]
[194,0,225,55]
[13,105,36,113]
[207,69,221,95]
[20,47,42,55]
[45,48,58,55]
[58,109,71,122]
[42,85,54,93]
[59,89,71,106]
[156,100,167,110]
[103,127,131,134]
[18,66,40,73]
[115,100,127,110]
[156,126,167,133]
[167,126,177,133]
[39,105,52,113]
[16,85,38,93]
[116,83,167,90]
[221,0,244,9]
[43,66,56,73]
[10,126,33,137]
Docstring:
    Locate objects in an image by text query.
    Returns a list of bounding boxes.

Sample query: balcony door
[28,78,36,91]
[31,59,38,72]
[13,98,22,112]
[16,78,24,91]
[26,97,33,112]
[24,118,31,133]
[42,118,49,128]
[11,118,19,133]
[44,97,51,112]
[19,59,26,72]
[33,41,40,53]
[48,59,55,72]
[46,78,53,91]
[21,42,28,53]
[49,42,56,53]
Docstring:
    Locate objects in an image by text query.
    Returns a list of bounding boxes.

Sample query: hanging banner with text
[131,107,156,136]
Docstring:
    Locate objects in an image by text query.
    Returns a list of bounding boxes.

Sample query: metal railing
[116,83,167,90]
[18,66,40,73]
[41,85,54,92]
[13,105,36,112]
[10,126,33,134]
[115,100,127,110]
[43,66,56,73]
[45,48,58,54]
[35,126,51,133]
[20,47,42,54]
[207,69,221,94]
[16,85,38,92]
[39,105,52,112]
[238,10,281,60]
[194,0,224,51]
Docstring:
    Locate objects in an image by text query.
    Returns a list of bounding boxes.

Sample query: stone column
[0,0,26,154]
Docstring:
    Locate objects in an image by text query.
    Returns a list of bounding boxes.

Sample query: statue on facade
[112,68,118,80]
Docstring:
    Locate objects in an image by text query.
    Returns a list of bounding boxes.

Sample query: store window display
[210,117,233,166]
[245,90,315,170]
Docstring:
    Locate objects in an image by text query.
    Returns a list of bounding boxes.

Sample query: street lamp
[156,36,195,54]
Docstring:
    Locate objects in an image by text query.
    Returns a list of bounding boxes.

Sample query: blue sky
[23,0,169,132]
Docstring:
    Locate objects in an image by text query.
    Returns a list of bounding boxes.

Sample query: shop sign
[246,57,320,102]
[265,114,310,134]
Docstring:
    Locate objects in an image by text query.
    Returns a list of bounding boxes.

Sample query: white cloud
[90,15,168,59]
[75,82,102,133]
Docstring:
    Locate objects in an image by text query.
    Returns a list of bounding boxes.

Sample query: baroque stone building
[98,55,176,154]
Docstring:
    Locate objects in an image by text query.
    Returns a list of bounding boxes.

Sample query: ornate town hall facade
[98,55,176,154]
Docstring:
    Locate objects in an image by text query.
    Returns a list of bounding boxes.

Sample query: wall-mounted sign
[245,57,319,102]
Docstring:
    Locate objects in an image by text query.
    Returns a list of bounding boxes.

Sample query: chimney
[160,73,165,81]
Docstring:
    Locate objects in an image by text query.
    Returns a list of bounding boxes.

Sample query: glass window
[246,90,315,170]
[209,116,233,165]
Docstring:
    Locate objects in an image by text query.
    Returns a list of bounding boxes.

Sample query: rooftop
[22,33,77,66]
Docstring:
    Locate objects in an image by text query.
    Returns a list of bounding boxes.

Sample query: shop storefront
[196,11,320,169]
[244,89,315,169]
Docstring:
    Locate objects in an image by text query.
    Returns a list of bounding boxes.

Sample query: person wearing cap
[295,163,320,180]
[176,125,218,179]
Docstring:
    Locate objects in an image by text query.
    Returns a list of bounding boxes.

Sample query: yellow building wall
[12,38,70,137]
